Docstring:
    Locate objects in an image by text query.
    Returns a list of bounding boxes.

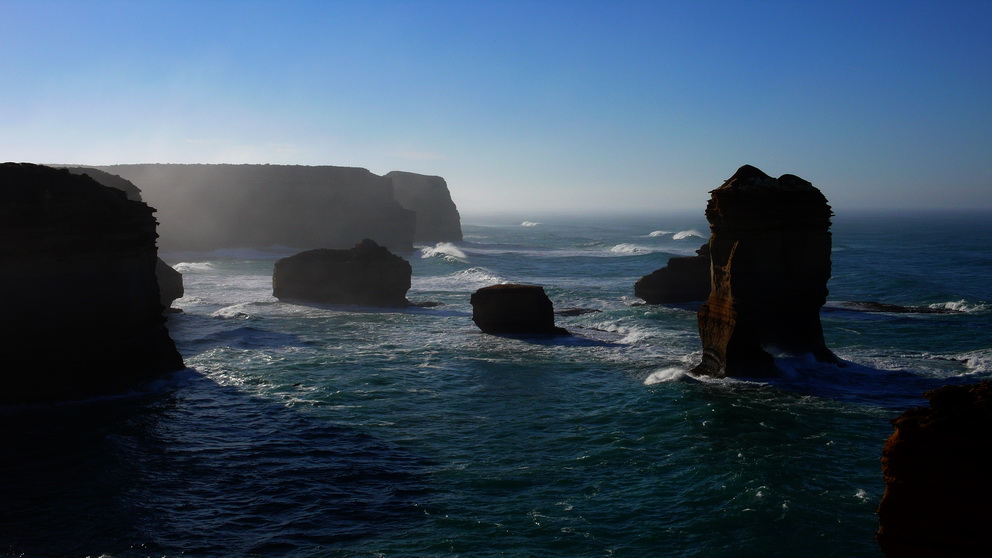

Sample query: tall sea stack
[692,165,837,377]
[0,163,185,403]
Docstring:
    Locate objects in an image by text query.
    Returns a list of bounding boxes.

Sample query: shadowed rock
[634,243,711,304]
[156,258,184,310]
[0,163,185,403]
[877,381,992,556]
[471,284,570,336]
[692,165,838,377]
[273,239,412,307]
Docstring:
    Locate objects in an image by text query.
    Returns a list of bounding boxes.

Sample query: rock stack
[634,243,711,304]
[692,165,837,377]
[272,239,413,307]
[471,284,570,336]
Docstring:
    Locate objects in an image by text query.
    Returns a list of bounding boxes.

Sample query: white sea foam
[648,230,672,237]
[411,267,508,292]
[211,302,260,319]
[420,242,468,261]
[673,229,705,240]
[610,243,652,255]
[959,350,992,374]
[521,221,541,227]
[928,299,988,313]
[643,367,689,384]
[173,262,216,273]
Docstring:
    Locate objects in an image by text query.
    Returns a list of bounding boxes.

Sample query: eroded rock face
[470,284,569,336]
[272,239,412,307]
[156,257,184,310]
[387,171,463,243]
[692,165,837,377]
[877,381,992,556]
[634,243,711,304]
[0,163,185,403]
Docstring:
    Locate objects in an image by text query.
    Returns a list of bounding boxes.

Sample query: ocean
[3,210,990,557]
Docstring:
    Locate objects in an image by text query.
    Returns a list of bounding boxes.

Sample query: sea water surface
[2,210,990,557]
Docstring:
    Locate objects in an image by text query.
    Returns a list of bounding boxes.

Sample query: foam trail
[673,229,705,240]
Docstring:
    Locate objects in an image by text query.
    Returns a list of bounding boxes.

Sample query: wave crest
[420,242,467,261]
[521,221,541,227]
[928,299,988,313]
[648,230,672,237]
[673,229,705,240]
[610,243,652,255]
[411,267,507,292]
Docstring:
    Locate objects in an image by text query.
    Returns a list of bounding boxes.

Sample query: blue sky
[2,0,990,214]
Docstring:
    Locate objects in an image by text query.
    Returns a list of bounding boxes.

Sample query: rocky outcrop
[156,258,184,310]
[272,239,412,307]
[95,164,462,252]
[386,171,463,243]
[877,381,992,556]
[0,163,185,403]
[634,243,711,304]
[471,284,570,336]
[692,165,837,377]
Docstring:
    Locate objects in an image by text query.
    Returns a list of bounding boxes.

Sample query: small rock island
[471,284,570,336]
[272,239,413,307]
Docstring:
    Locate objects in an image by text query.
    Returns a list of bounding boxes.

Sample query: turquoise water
[3,211,990,557]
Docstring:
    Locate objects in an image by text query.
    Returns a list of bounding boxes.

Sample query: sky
[2,0,990,214]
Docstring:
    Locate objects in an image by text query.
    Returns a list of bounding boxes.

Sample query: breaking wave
[648,230,673,237]
[928,299,988,313]
[610,243,653,255]
[673,229,705,240]
[420,242,468,261]
[521,221,541,227]
[411,267,508,292]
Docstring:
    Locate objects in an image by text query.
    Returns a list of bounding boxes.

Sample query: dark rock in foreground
[692,165,838,378]
[634,243,711,304]
[387,171,463,243]
[471,284,570,336]
[0,163,185,403]
[877,381,992,557]
[273,239,412,307]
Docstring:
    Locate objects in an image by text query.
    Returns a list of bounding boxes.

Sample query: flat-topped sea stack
[0,163,185,403]
[471,284,570,336]
[93,164,462,252]
[634,243,711,304]
[692,165,837,377]
[877,381,992,556]
[387,171,463,243]
[273,239,412,307]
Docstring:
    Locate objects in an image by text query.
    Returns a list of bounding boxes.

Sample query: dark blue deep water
[3,210,990,557]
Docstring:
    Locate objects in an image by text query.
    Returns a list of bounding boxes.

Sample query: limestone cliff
[386,171,463,243]
[877,381,992,556]
[692,165,837,377]
[0,163,185,403]
[95,164,463,252]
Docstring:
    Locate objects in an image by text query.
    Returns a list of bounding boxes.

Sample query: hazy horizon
[3,0,990,214]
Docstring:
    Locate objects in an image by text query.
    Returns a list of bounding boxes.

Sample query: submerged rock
[471,284,570,336]
[634,243,711,304]
[877,381,992,556]
[272,239,412,307]
[0,163,185,403]
[692,165,838,378]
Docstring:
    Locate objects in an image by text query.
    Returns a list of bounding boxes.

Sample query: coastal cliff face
[272,239,413,307]
[877,382,992,556]
[95,164,461,252]
[0,163,184,403]
[386,171,463,243]
[692,165,837,377]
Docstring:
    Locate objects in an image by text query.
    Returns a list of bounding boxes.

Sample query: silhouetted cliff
[0,163,184,403]
[95,164,461,252]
